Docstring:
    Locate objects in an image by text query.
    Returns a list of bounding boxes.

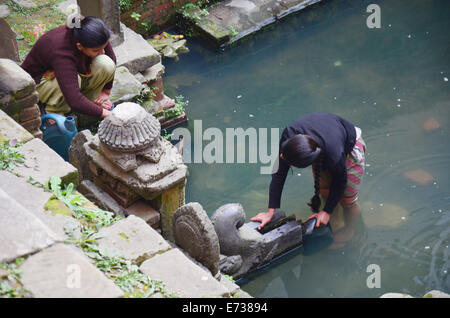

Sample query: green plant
[46,176,119,229]
[162,129,173,140]
[131,11,141,21]
[228,26,238,37]
[133,87,156,105]
[44,176,176,298]
[120,0,133,12]
[163,95,187,119]
[0,258,28,298]
[0,140,25,172]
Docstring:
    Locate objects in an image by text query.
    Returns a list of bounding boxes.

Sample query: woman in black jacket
[251,113,366,242]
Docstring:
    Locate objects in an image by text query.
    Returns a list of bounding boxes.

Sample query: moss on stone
[61,171,79,188]
[44,197,74,217]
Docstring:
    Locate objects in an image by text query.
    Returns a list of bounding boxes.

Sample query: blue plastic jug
[40,113,78,162]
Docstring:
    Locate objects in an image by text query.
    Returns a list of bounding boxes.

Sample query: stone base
[152,180,186,242]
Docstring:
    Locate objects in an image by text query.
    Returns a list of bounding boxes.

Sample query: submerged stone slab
[184,0,323,47]
[114,23,161,74]
[0,188,57,263]
[20,243,124,298]
[14,137,78,186]
[0,109,34,144]
[139,248,230,298]
[97,215,171,264]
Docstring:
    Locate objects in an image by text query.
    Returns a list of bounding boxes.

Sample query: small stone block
[78,180,126,217]
[124,200,160,227]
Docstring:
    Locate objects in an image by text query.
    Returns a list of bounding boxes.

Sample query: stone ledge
[0,109,34,144]
[0,170,81,241]
[0,58,36,103]
[113,23,161,74]
[20,243,124,298]
[0,187,58,263]
[97,215,171,264]
[13,137,79,187]
[139,248,230,298]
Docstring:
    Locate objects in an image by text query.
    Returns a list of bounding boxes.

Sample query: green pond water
[162,0,450,297]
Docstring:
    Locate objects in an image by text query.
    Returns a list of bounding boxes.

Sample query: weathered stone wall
[119,0,202,35]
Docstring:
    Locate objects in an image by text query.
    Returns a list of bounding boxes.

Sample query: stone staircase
[0,107,251,298]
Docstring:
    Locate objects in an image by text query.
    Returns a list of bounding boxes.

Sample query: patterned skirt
[315,127,367,203]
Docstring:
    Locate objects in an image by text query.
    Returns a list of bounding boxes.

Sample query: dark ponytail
[73,16,110,48]
[309,158,322,212]
[281,134,322,212]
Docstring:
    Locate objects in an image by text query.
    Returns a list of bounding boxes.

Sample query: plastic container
[40,113,77,162]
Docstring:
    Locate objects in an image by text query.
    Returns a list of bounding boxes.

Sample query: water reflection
[164,0,450,297]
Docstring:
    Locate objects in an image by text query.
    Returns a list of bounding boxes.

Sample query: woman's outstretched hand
[250,208,275,230]
[307,211,330,227]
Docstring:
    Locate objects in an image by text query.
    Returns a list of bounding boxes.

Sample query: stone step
[0,187,58,263]
[20,243,124,298]
[0,170,81,241]
[96,215,171,265]
[13,137,79,187]
[182,0,323,47]
[139,248,230,298]
[0,109,34,144]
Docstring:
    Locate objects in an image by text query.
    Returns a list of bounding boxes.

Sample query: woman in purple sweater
[21,16,116,119]
[251,113,367,243]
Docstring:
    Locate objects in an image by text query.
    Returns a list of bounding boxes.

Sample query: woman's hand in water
[250,209,275,230]
[307,211,330,227]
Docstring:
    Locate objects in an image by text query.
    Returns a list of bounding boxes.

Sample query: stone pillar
[0,59,43,139]
[77,0,124,46]
[0,18,20,63]
[153,180,186,242]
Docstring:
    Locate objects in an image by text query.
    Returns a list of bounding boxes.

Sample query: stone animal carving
[211,203,303,279]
